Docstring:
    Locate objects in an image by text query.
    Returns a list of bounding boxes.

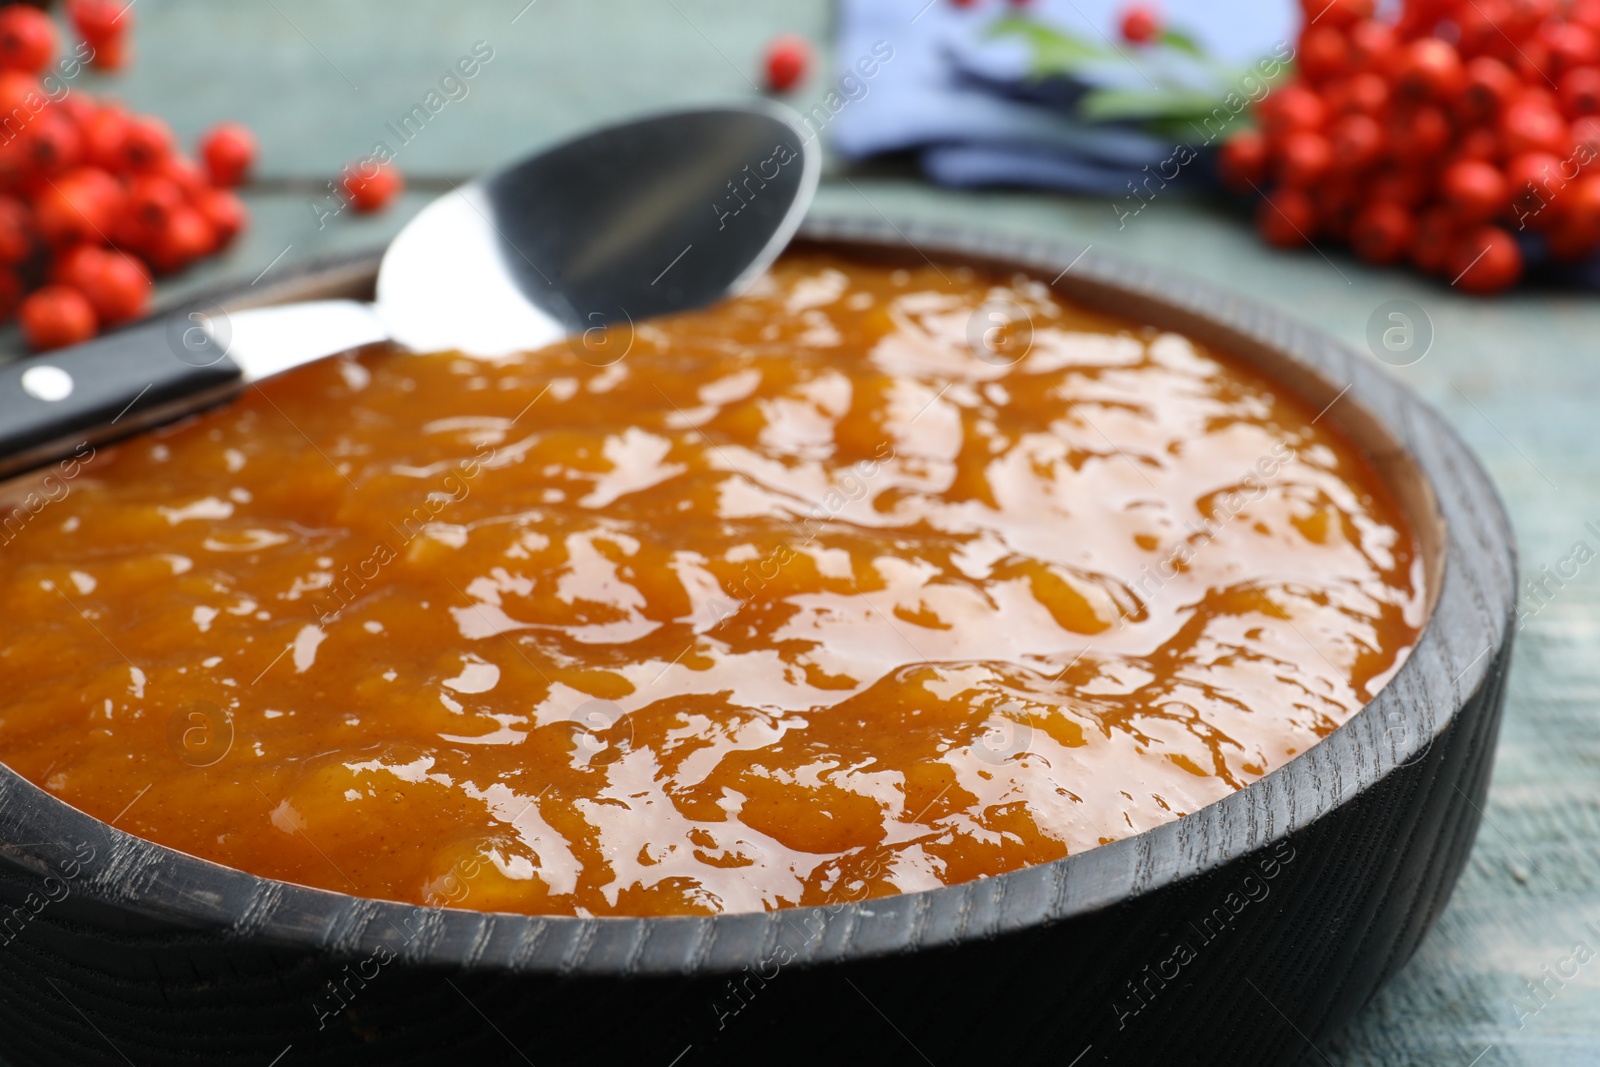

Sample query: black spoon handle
[0,314,243,480]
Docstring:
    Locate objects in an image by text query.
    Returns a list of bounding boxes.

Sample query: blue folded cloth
[829,0,1297,193]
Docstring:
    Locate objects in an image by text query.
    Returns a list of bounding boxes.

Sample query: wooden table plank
[5,3,1596,1064]
[92,0,834,179]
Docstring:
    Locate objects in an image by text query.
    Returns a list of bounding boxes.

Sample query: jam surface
[0,253,1424,916]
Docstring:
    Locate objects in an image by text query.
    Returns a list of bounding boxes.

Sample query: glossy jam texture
[0,254,1424,917]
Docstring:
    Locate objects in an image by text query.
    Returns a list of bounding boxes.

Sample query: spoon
[0,103,819,479]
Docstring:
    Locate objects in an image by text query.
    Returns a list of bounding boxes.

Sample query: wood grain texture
[0,219,1515,1065]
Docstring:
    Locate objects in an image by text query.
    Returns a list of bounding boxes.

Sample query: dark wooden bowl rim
[0,214,1516,979]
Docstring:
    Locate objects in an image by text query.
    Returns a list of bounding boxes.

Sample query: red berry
[1218,129,1267,192]
[56,93,94,133]
[1505,150,1568,226]
[1573,115,1600,159]
[1329,113,1384,170]
[0,138,28,194]
[1456,0,1515,60]
[1460,57,1520,123]
[21,110,83,176]
[1278,130,1333,186]
[1454,126,1501,163]
[0,194,33,262]
[1396,39,1465,103]
[49,243,106,290]
[82,104,128,171]
[1448,225,1522,293]
[85,33,128,71]
[1549,174,1600,256]
[1393,105,1452,160]
[1255,188,1317,247]
[1329,72,1389,116]
[0,69,38,116]
[1300,0,1373,29]
[763,34,810,93]
[1119,4,1161,45]
[0,5,55,73]
[1517,86,1560,113]
[1559,67,1600,120]
[79,249,149,325]
[1313,181,1360,240]
[1512,40,1554,85]
[1504,0,1557,38]
[146,206,212,274]
[1298,25,1349,83]
[1441,159,1509,223]
[1576,0,1600,33]
[200,122,256,188]
[33,165,120,246]
[1260,84,1327,139]
[1411,206,1461,275]
[1516,157,1566,201]
[159,154,208,199]
[1500,99,1569,157]
[1367,168,1428,208]
[1348,20,1396,71]
[340,159,402,213]
[124,172,183,235]
[1351,200,1416,264]
[118,115,173,172]
[195,186,246,247]
[67,0,129,44]
[20,284,96,350]
[1543,22,1600,75]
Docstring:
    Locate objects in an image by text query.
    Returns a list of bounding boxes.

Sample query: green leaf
[1157,27,1205,58]
[988,14,1109,79]
[1146,113,1252,141]
[989,17,1287,139]
[1077,87,1230,124]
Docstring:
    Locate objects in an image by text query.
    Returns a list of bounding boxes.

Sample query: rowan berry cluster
[0,4,256,348]
[1222,0,1600,293]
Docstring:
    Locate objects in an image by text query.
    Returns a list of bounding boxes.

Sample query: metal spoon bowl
[0,103,818,478]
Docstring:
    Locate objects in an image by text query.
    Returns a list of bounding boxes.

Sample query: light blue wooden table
[5,2,1597,1063]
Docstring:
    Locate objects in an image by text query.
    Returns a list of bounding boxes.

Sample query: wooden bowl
[0,216,1515,1066]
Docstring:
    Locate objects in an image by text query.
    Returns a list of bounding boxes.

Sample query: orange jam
[0,252,1424,917]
